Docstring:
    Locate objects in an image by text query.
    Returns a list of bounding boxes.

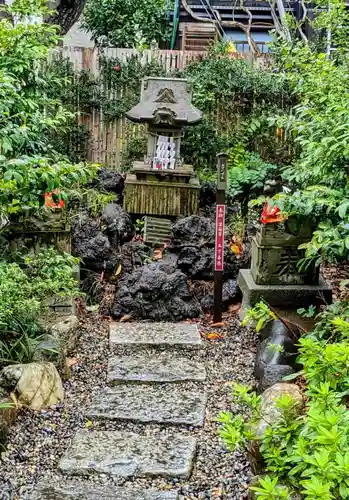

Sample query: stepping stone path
[109,322,203,349]
[86,385,207,426]
[31,322,207,499]
[108,352,206,384]
[33,480,179,499]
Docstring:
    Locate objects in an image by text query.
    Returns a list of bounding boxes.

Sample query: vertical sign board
[215,204,225,271]
[217,153,228,191]
[214,153,228,323]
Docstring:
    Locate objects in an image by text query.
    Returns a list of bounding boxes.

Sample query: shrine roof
[126,77,202,126]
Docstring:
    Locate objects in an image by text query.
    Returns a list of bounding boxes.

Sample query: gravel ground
[0,312,256,500]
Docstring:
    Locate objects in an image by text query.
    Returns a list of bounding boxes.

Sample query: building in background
[172,0,299,52]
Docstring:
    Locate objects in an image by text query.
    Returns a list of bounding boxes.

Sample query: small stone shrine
[238,215,332,316]
[124,77,202,219]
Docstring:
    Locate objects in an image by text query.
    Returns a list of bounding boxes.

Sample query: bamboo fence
[57,47,271,168]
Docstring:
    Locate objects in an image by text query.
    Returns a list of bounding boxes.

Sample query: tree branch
[298,0,309,43]
[268,0,285,37]
[181,0,261,56]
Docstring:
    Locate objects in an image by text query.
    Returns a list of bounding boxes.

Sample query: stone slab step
[108,351,206,384]
[30,480,178,500]
[85,385,207,426]
[109,322,202,350]
[59,430,196,479]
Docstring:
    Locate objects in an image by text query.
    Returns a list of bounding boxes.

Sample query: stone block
[48,297,75,316]
[108,352,206,384]
[253,319,300,392]
[50,315,79,354]
[248,383,303,474]
[257,364,295,393]
[30,480,179,500]
[238,269,332,316]
[255,218,313,247]
[36,315,79,375]
[85,385,207,426]
[109,322,202,349]
[59,430,196,479]
[250,238,318,286]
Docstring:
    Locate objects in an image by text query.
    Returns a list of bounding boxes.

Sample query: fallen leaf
[230,243,242,255]
[114,263,122,277]
[120,314,132,323]
[211,321,225,328]
[207,332,225,340]
[85,420,93,429]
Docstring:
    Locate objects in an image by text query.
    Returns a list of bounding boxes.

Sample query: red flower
[44,190,65,209]
[113,65,121,71]
[261,202,281,224]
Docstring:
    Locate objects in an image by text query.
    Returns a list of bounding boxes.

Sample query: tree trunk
[47,0,87,35]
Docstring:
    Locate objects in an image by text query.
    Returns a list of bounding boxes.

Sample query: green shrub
[83,0,171,48]
[183,53,291,116]
[0,1,98,221]
[228,152,280,201]
[0,262,42,329]
[269,6,349,267]
[219,301,349,499]
[0,332,59,366]
[0,248,80,334]
[182,118,231,171]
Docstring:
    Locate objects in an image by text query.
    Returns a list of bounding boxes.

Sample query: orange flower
[261,202,282,224]
[44,190,65,209]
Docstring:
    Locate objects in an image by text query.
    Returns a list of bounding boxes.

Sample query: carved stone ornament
[155,88,177,104]
[152,107,177,125]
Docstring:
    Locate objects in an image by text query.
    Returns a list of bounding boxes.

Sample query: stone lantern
[124,77,202,227]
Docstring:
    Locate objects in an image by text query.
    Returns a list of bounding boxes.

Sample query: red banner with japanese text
[215,204,225,271]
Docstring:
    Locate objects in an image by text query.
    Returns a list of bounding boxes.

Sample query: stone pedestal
[238,269,332,318]
[124,162,200,217]
[8,213,71,254]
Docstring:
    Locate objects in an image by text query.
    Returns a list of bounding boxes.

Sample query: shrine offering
[153,135,176,170]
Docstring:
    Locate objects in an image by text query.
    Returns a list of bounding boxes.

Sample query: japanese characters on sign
[215,204,225,272]
[216,155,227,190]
